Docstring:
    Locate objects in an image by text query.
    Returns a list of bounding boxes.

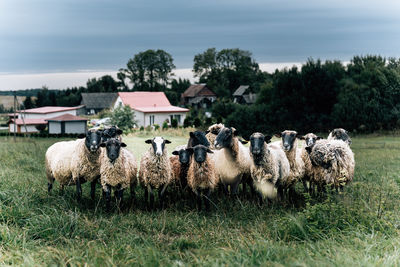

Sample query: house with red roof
[8,105,86,133]
[114,92,189,127]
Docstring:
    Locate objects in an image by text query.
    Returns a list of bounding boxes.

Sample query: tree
[23,96,34,109]
[165,78,191,105]
[87,75,119,92]
[109,105,136,131]
[119,49,175,91]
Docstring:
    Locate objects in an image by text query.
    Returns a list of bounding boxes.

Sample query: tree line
[13,48,400,136]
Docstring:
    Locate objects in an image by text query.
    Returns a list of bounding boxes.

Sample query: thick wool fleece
[45,139,81,188]
[71,139,101,183]
[206,123,224,149]
[139,147,172,189]
[187,156,217,191]
[213,137,252,185]
[280,138,305,187]
[100,148,137,191]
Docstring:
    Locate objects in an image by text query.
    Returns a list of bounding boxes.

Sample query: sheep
[327,128,351,145]
[275,130,305,200]
[205,123,224,149]
[138,137,172,209]
[249,133,290,204]
[169,145,190,191]
[300,133,322,193]
[306,138,355,192]
[45,139,80,193]
[99,138,137,211]
[71,129,103,200]
[101,125,123,142]
[213,126,252,196]
[46,129,103,200]
[186,145,217,211]
[188,131,210,148]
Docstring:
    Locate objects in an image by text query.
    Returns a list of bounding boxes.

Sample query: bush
[153,124,160,130]
[110,105,136,131]
[162,121,169,130]
[171,118,178,128]
[183,117,192,128]
[193,117,202,128]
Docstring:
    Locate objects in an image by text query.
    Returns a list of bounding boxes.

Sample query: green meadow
[0,133,399,266]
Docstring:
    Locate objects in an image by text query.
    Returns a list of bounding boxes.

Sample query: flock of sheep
[45,124,355,211]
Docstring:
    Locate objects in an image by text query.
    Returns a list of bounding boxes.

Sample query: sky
[0,0,399,90]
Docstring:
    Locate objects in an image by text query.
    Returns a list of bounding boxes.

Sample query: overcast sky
[0,0,399,90]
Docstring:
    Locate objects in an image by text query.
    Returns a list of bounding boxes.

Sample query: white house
[114,92,189,127]
[8,105,85,133]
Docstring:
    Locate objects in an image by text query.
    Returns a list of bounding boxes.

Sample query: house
[80,93,118,115]
[233,85,257,104]
[46,114,88,134]
[8,105,86,133]
[114,92,189,127]
[181,84,217,108]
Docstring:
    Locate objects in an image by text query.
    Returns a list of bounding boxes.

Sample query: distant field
[0,134,399,266]
[0,95,31,109]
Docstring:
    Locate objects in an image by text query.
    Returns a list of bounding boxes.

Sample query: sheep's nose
[156,151,162,156]
[252,148,261,155]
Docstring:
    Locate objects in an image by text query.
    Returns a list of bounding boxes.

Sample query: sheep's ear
[205,130,210,134]
[239,139,248,144]
[206,148,214,154]
[172,151,179,155]
[78,134,85,139]
[145,139,152,144]
[165,139,171,144]
[265,135,272,143]
[231,127,238,136]
[189,132,195,138]
[116,129,123,135]
[121,142,127,147]
[99,142,106,147]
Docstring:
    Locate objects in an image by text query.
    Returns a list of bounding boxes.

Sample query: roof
[9,118,47,125]
[18,105,85,114]
[233,85,250,96]
[182,84,216,98]
[81,93,118,109]
[118,92,189,113]
[46,114,88,122]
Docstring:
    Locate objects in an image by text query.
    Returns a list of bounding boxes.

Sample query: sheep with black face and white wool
[138,137,172,209]
[186,145,217,211]
[306,136,355,192]
[99,138,137,211]
[274,130,305,200]
[327,128,352,145]
[213,126,252,196]
[300,133,322,193]
[70,129,104,201]
[249,133,290,204]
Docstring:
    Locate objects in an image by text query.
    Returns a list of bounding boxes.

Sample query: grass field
[0,133,399,266]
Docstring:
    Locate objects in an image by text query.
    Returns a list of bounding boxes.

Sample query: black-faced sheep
[186,145,217,211]
[99,138,137,211]
[213,127,252,196]
[101,126,123,142]
[71,129,103,200]
[138,137,172,209]
[170,145,191,191]
[249,133,290,204]
[274,130,305,200]
[327,128,352,145]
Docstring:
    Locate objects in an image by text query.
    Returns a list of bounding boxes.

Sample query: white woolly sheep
[186,145,217,211]
[99,138,137,211]
[249,133,290,204]
[327,128,352,145]
[300,133,322,193]
[213,127,252,195]
[138,137,172,209]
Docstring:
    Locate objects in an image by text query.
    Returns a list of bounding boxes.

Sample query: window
[173,114,181,124]
[149,115,155,125]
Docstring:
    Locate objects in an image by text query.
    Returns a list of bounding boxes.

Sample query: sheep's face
[145,137,171,157]
[278,130,298,152]
[102,126,122,143]
[100,138,126,163]
[189,131,210,147]
[187,145,213,164]
[172,149,191,165]
[249,133,271,156]
[301,133,321,148]
[214,127,236,150]
[85,130,103,152]
[330,128,351,145]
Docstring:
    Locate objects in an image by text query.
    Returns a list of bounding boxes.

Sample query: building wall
[143,112,186,127]
[8,123,39,133]
[65,121,86,134]
[48,121,62,134]
[21,110,77,119]
[132,110,145,127]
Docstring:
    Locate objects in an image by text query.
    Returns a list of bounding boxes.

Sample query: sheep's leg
[105,185,111,212]
[159,183,168,209]
[194,190,202,211]
[277,186,284,201]
[130,183,136,207]
[116,186,124,210]
[48,178,54,193]
[76,178,82,201]
[257,191,264,206]
[204,189,211,212]
[231,179,241,197]
[288,185,296,204]
[90,180,97,200]
[222,184,229,195]
[149,186,155,210]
